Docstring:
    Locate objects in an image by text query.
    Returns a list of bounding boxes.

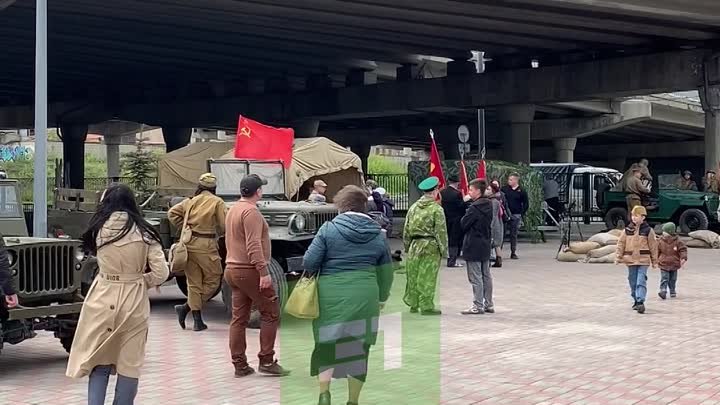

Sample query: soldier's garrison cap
[418,176,440,192]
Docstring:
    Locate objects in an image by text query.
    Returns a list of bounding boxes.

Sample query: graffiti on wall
[0,145,33,162]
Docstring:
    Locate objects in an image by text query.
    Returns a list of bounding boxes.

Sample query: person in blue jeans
[615,205,659,314]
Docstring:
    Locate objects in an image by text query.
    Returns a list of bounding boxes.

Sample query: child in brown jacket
[657,222,687,299]
[615,205,658,314]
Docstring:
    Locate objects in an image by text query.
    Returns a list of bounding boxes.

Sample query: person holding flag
[403,176,448,315]
[441,175,469,268]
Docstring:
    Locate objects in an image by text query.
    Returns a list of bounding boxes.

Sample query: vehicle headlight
[75,249,87,262]
[288,214,306,234]
[7,250,17,267]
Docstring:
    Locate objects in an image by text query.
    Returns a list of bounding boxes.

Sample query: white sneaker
[461,305,484,315]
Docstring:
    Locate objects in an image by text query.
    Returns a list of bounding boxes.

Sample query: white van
[531,163,621,223]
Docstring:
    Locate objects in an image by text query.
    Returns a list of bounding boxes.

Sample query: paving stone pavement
[2,242,720,405]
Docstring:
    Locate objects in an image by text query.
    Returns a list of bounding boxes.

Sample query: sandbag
[588,233,619,246]
[588,245,617,258]
[568,241,601,255]
[607,229,623,237]
[557,251,586,262]
[587,253,615,264]
[686,238,712,249]
[688,230,720,248]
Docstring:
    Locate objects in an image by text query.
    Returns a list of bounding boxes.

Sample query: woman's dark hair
[81,183,162,254]
[490,181,500,194]
[334,185,369,214]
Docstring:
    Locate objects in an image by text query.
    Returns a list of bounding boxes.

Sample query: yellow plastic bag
[285,275,319,319]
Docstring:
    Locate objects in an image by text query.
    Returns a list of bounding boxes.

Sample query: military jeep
[0,179,89,354]
[602,174,720,233]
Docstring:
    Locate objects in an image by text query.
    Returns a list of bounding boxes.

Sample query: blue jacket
[303,212,393,302]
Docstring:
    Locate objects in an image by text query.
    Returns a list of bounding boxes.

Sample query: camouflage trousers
[403,253,442,311]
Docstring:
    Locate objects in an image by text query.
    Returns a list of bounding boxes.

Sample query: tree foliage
[121,141,157,199]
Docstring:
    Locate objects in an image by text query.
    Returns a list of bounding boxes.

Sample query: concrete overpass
[2,0,720,188]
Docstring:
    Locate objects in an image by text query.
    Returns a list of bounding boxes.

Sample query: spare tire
[604,207,628,230]
[223,258,289,329]
[679,208,709,234]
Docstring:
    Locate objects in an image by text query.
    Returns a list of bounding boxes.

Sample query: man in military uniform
[675,171,698,191]
[168,173,226,331]
[625,167,651,212]
[704,170,719,193]
[616,160,652,192]
[403,176,448,315]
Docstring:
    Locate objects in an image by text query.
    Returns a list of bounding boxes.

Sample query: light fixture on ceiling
[531,59,540,69]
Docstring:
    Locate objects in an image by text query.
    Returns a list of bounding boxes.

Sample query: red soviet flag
[234,115,295,167]
[459,160,469,196]
[429,132,446,188]
[477,159,487,180]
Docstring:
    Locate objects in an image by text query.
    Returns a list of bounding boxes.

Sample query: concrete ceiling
[1,0,720,108]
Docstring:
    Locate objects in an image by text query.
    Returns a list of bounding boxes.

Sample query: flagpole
[477,108,486,159]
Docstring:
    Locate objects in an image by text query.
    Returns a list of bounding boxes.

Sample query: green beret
[418,176,440,191]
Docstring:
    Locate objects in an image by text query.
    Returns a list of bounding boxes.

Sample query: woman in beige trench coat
[66,184,169,405]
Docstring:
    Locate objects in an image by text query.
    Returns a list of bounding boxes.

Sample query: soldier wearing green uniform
[403,176,449,315]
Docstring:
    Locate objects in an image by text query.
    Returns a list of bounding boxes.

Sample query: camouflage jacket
[403,196,449,258]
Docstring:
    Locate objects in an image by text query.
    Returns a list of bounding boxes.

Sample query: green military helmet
[418,176,440,192]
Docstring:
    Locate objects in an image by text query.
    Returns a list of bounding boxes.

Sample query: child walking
[657,222,687,299]
[615,205,658,314]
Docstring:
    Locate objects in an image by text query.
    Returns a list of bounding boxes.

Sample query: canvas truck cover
[157,137,364,200]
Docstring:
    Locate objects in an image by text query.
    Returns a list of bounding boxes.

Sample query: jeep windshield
[209,160,286,199]
[0,183,21,218]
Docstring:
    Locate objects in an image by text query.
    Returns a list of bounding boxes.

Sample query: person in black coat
[0,236,18,309]
[440,176,468,267]
[460,179,494,315]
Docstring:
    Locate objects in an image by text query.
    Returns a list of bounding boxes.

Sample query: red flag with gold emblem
[429,132,445,188]
[234,115,294,167]
[459,160,469,196]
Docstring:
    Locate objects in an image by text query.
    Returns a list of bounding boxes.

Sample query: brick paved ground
[2,241,720,405]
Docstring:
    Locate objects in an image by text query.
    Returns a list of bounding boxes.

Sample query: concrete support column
[162,126,192,152]
[443,143,461,160]
[105,139,121,181]
[701,84,720,171]
[350,143,372,175]
[553,137,577,163]
[346,69,377,87]
[498,104,535,164]
[60,123,88,189]
[291,119,320,138]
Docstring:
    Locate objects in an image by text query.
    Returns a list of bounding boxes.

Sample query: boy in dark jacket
[657,222,687,299]
[460,179,494,315]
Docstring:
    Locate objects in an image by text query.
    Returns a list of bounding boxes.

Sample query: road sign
[457,125,470,143]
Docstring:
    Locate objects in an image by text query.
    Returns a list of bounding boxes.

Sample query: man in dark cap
[675,171,698,191]
[440,175,467,267]
[403,176,448,315]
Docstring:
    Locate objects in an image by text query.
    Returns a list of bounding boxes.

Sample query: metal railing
[366,173,409,213]
[11,177,158,202]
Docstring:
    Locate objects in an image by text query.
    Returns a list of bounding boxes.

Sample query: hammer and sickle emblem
[239,127,252,138]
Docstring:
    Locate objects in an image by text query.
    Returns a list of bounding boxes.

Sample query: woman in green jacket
[303,185,394,405]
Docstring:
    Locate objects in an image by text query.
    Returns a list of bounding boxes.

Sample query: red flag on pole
[429,130,446,188]
[476,159,487,180]
[459,160,469,196]
[234,115,295,167]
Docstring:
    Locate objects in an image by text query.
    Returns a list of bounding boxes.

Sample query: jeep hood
[224,200,338,213]
[3,236,81,247]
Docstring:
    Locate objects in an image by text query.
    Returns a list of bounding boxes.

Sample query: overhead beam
[116,49,710,126]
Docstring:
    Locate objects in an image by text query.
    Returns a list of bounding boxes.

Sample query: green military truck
[602,174,720,233]
[0,179,90,354]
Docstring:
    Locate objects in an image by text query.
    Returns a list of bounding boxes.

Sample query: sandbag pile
[556,231,621,264]
[685,230,720,249]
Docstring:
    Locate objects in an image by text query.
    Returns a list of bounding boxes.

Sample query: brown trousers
[626,194,642,213]
[185,239,223,311]
[224,266,279,367]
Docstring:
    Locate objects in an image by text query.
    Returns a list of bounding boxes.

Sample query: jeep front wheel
[604,207,628,230]
[678,208,709,234]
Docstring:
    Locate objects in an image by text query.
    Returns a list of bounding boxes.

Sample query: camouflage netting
[408,160,543,238]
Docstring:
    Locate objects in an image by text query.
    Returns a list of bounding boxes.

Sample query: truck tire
[240,258,288,329]
[604,207,628,230]
[679,208,709,233]
[176,275,222,300]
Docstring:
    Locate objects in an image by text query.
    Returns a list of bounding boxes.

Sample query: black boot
[318,391,331,405]
[174,304,190,330]
[492,256,503,268]
[192,310,208,331]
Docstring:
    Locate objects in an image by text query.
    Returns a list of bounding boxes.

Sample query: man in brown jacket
[657,222,687,300]
[615,205,658,314]
[168,173,226,331]
[225,174,288,377]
